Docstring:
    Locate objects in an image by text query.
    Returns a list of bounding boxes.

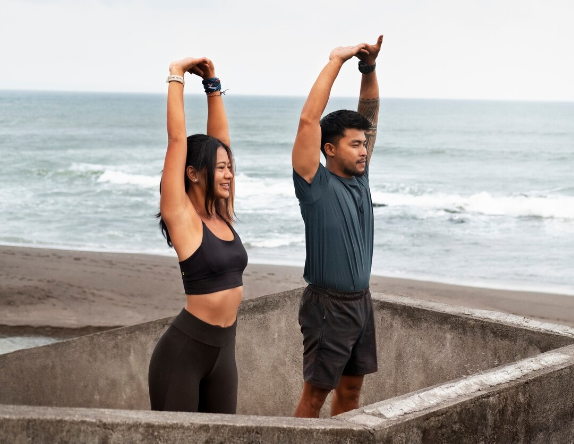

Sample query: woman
[148,56,247,414]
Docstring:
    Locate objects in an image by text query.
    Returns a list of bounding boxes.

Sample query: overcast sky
[2,0,574,101]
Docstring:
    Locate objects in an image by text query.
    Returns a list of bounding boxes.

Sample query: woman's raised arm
[160,57,207,219]
[195,58,230,148]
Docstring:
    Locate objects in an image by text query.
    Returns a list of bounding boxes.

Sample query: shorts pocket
[317,303,327,350]
[298,291,310,326]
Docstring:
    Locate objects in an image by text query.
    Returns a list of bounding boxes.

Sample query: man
[292,35,383,418]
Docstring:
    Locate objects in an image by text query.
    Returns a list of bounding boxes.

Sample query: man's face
[332,128,368,177]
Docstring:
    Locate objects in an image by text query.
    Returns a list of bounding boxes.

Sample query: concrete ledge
[339,345,574,443]
[2,345,574,443]
[0,405,373,444]
[375,293,574,338]
[365,292,574,406]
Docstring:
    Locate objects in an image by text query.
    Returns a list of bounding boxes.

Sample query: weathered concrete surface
[0,315,171,410]
[340,345,574,443]
[0,405,374,444]
[2,346,573,443]
[1,289,573,416]
[1,289,574,442]
[235,290,303,416]
[365,294,574,406]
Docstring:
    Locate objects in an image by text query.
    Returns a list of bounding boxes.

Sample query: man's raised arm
[292,44,367,183]
[356,35,383,165]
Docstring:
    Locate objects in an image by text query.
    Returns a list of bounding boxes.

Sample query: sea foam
[70,163,160,188]
[97,170,160,188]
[371,190,574,220]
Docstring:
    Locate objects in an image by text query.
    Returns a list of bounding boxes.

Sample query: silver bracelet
[166,75,185,85]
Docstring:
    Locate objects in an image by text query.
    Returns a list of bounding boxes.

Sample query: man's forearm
[300,59,343,123]
[293,44,367,181]
[358,71,379,163]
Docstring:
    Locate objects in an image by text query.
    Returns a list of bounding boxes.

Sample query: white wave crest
[69,162,107,173]
[235,173,295,198]
[371,190,574,220]
[234,173,298,213]
[70,163,160,188]
[243,232,304,248]
[247,239,297,248]
[97,170,160,188]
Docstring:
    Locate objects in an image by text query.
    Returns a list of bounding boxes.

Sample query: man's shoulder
[293,163,328,183]
[293,163,331,204]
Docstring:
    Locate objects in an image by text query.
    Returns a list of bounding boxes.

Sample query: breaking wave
[371,190,574,220]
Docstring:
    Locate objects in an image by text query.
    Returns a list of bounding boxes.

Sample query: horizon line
[1,88,573,104]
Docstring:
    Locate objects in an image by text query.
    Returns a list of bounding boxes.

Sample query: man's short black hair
[319,110,370,157]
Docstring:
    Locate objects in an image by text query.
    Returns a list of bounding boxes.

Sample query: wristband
[358,61,376,74]
[202,77,221,95]
[166,75,185,85]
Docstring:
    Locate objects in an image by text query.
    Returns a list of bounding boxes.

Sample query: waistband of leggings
[171,308,236,347]
[307,284,370,301]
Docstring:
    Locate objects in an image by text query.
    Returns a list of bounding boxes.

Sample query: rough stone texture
[1,289,574,442]
[235,291,303,416]
[341,345,574,444]
[2,290,571,416]
[0,316,171,410]
[360,294,573,407]
[367,351,570,419]
[2,346,574,443]
[0,405,373,444]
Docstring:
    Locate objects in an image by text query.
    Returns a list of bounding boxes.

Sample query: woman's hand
[192,58,216,80]
[168,57,208,77]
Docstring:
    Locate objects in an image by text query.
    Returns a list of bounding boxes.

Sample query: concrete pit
[1,288,573,443]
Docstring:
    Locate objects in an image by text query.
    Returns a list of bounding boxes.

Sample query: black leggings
[148,308,238,413]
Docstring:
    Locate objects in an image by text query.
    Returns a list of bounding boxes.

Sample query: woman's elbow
[167,135,186,147]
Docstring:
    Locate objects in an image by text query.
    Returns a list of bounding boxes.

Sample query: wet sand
[1,245,573,330]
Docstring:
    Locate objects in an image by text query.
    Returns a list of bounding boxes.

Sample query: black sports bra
[179,220,248,295]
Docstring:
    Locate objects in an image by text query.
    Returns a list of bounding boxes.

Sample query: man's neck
[325,161,353,179]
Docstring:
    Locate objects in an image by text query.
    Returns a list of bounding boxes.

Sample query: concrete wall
[0,405,374,444]
[341,345,574,444]
[2,289,574,442]
[2,346,574,443]
[0,289,572,418]
[364,294,573,406]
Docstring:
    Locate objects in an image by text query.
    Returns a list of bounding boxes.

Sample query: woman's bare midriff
[185,286,243,327]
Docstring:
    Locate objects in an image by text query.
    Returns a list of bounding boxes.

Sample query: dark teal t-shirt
[293,163,374,291]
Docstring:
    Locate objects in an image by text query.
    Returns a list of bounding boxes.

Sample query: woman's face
[213,146,233,199]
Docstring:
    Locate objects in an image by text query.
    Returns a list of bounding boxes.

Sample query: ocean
[1,90,573,295]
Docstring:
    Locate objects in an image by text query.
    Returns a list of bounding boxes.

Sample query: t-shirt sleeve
[293,164,330,204]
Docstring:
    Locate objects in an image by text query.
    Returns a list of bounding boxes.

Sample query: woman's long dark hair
[157,134,235,247]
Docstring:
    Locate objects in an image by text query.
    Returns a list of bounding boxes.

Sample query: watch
[358,61,376,74]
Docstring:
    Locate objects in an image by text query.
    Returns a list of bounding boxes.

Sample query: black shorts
[298,285,378,390]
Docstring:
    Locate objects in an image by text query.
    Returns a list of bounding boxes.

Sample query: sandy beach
[1,244,573,332]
